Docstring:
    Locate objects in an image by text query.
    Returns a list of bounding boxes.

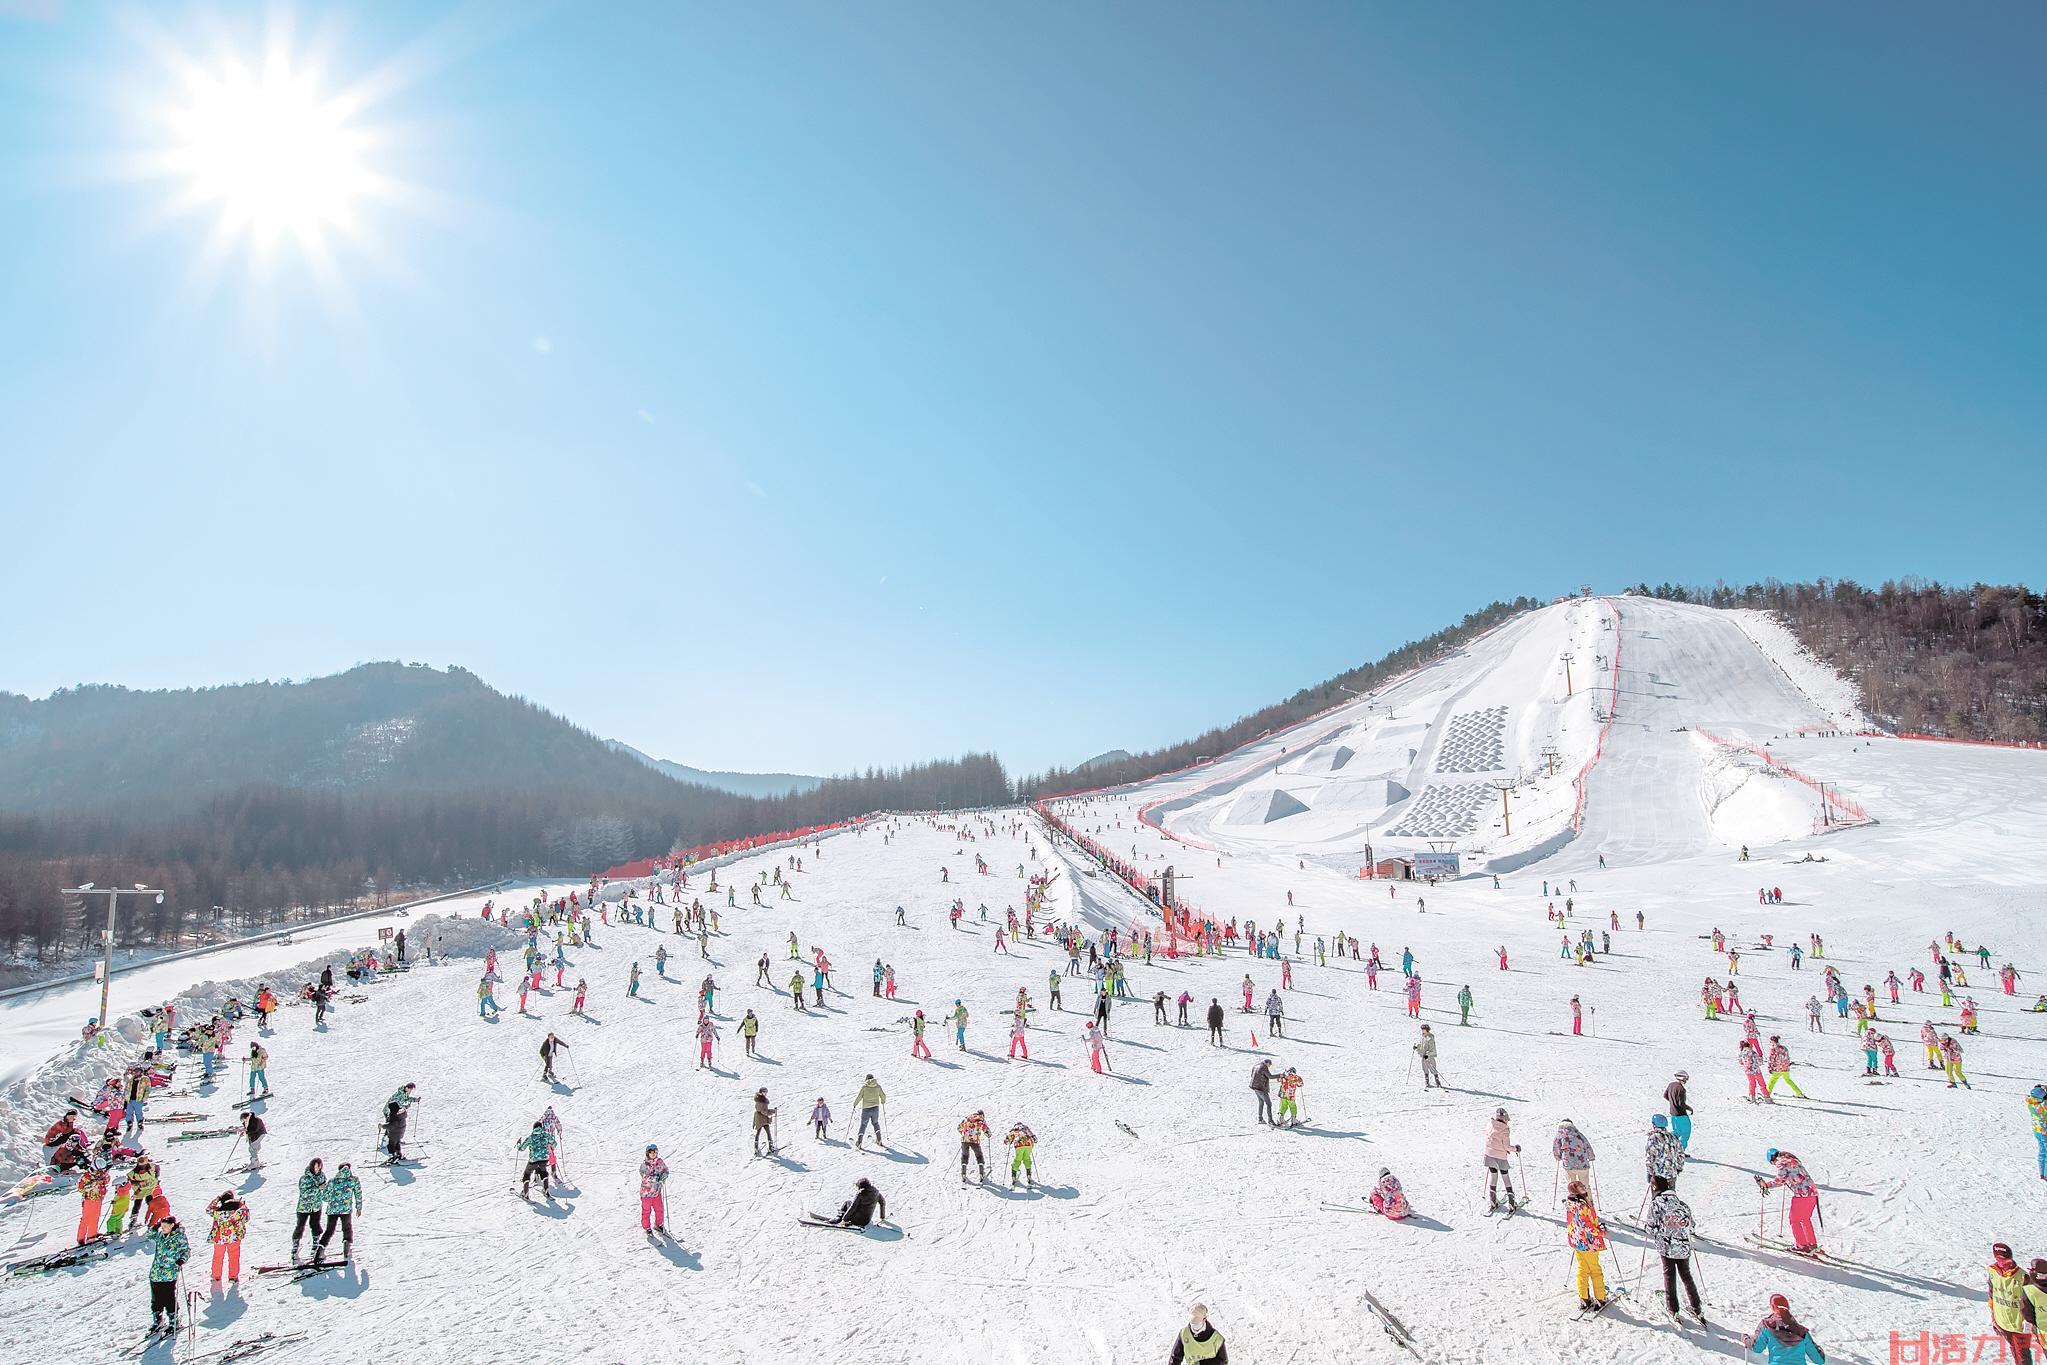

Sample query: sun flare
[164,56,373,249]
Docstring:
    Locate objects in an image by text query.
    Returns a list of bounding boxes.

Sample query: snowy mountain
[605,740,821,798]
[1,600,2042,1365]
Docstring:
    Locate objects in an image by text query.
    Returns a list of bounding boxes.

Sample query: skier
[382,1096,409,1162]
[540,1033,568,1083]
[1564,1180,1610,1312]
[1083,1021,1110,1073]
[1251,1059,1275,1125]
[1989,1241,2029,1363]
[854,1074,886,1149]
[1646,1114,1685,1187]
[1756,1149,1821,1253]
[1483,1109,1522,1212]
[639,1144,669,1234]
[205,1191,248,1284]
[1570,995,1583,1036]
[1276,1067,1304,1127]
[75,1164,107,1245]
[245,1042,269,1099]
[951,1000,969,1052]
[1646,1177,1704,1320]
[1552,1118,1595,1195]
[1003,1121,1037,1188]
[958,1110,990,1183]
[1414,1024,1442,1089]
[1168,1304,1227,1365]
[810,1098,831,1142]
[695,1014,720,1070]
[1264,989,1285,1037]
[1747,1294,1826,1364]
[515,1122,556,1199]
[1457,984,1473,1025]
[740,1009,760,1057]
[144,1214,190,1336]
[827,1177,886,1229]
[911,1010,932,1060]
[1008,1013,1029,1061]
[1369,1168,1411,1219]
[291,1159,326,1262]
[314,1161,362,1263]
[2029,1085,2047,1180]
[753,1089,778,1156]
[1765,1037,1806,1099]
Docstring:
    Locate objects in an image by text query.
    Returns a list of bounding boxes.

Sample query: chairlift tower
[1488,777,1519,836]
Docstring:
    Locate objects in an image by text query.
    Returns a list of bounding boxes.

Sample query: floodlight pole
[65,885,166,1031]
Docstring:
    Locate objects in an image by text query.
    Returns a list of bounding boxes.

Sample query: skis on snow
[1364,1291,1419,1353]
[1574,1286,1630,1321]
[10,1239,111,1275]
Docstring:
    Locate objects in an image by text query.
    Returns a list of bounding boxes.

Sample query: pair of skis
[9,1239,111,1275]
[1574,1286,1631,1321]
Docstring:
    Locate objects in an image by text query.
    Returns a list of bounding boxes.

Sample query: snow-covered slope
[0,605,2041,1365]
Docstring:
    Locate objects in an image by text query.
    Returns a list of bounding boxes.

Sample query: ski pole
[219,1132,243,1175]
[1551,1163,1559,1208]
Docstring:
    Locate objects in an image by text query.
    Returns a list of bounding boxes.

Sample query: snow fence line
[597,814,878,882]
[0,881,510,1004]
[1568,596,1626,834]
[1691,728,1872,827]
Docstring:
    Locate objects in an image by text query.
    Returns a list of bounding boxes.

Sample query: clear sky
[2,3,2042,776]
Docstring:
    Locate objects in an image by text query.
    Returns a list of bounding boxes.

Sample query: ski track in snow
[1,607,2044,1365]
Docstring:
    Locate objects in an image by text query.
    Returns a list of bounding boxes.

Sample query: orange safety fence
[1569,596,1626,833]
[1692,729,1871,826]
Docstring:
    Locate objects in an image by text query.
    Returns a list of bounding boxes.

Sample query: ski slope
[1,603,2043,1365]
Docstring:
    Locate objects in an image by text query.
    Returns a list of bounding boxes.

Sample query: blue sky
[2,3,2041,776]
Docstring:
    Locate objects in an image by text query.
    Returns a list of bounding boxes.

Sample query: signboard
[378,927,395,942]
[1412,850,1462,880]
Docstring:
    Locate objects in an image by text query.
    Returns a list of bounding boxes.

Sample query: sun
[164,55,373,251]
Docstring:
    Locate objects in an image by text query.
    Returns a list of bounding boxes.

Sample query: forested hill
[0,664,1008,955]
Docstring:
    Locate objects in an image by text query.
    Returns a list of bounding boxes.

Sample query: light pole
[64,883,166,1031]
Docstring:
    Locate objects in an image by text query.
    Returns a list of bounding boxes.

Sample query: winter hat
[1650,1114,1667,1129]
[1674,1071,1688,1081]
[1768,1294,1790,1313]
[2030,1085,2046,1100]
[1993,1242,2014,1261]
[1566,1180,1587,1198]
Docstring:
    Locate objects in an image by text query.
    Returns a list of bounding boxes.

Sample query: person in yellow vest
[1168,1302,1227,1363]
[1986,1242,2027,1365]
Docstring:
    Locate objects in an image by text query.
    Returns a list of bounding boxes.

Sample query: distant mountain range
[605,742,820,799]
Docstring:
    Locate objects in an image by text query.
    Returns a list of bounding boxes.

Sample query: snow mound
[1225,787,1311,825]
[1434,707,1509,773]
[1312,777,1411,812]
[1385,782,1493,838]
[1282,743,1354,775]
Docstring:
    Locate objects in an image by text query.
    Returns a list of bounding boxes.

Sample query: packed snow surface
[1,601,2043,1365]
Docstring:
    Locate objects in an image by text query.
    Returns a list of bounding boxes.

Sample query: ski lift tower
[1488,777,1519,836]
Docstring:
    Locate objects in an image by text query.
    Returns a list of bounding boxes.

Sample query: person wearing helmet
[1755,1149,1820,1253]
[1748,1292,1825,1363]
[639,1144,669,1234]
[1646,1114,1685,1186]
